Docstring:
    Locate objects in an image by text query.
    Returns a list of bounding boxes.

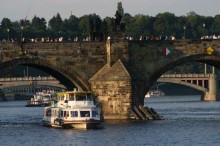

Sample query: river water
[1,95,220,146]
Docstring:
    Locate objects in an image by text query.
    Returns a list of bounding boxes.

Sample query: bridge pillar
[89,60,133,120]
[131,80,146,106]
[204,74,220,101]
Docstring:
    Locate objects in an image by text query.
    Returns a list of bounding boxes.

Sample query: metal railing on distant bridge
[160,74,211,78]
[0,76,56,82]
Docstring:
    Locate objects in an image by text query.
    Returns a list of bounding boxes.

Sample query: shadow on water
[144,95,201,103]
[145,100,201,104]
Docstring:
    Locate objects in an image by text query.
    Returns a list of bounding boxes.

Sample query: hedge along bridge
[0,39,220,119]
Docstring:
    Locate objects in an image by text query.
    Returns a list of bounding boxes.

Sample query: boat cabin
[52,91,97,108]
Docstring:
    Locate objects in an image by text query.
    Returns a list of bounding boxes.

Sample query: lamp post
[203,23,205,39]
[21,26,24,42]
[202,23,207,74]
[183,26,186,40]
[7,28,9,42]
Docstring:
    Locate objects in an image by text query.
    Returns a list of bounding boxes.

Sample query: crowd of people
[127,35,176,41]
[1,34,220,43]
[201,34,220,40]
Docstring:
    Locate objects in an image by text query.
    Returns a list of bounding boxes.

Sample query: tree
[154,12,177,37]
[186,11,203,38]
[213,15,220,35]
[31,16,47,38]
[48,13,63,37]
[88,15,94,39]
[65,15,80,38]
[126,14,153,39]
[117,2,124,17]
[103,17,113,37]
[114,2,124,31]
[0,18,12,40]
[88,14,102,40]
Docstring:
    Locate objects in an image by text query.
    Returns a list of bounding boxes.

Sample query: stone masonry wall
[91,80,132,119]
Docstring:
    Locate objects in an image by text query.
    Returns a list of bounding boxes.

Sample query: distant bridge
[0,76,66,96]
[157,73,220,100]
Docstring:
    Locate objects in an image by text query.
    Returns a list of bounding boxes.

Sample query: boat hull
[63,120,103,129]
[42,120,103,129]
[26,103,50,107]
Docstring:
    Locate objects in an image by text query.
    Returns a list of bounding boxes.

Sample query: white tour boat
[42,89,103,129]
[26,91,55,107]
[145,88,165,98]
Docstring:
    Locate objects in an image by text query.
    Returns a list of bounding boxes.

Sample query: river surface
[1,95,220,146]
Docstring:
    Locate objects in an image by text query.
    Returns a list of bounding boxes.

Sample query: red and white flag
[163,48,170,56]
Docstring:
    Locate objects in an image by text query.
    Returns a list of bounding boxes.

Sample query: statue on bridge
[110,2,125,39]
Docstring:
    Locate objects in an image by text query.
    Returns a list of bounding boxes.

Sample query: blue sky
[1,0,220,21]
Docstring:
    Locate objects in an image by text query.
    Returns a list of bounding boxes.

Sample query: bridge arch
[146,54,220,94]
[0,57,90,91]
[157,78,207,92]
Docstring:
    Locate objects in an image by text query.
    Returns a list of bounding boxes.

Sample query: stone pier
[204,74,220,101]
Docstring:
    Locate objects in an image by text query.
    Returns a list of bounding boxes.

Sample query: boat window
[64,111,69,117]
[61,96,64,101]
[52,110,55,116]
[65,96,69,101]
[80,111,90,117]
[87,93,94,101]
[43,95,50,100]
[76,94,87,101]
[55,110,58,116]
[51,110,54,116]
[69,95,75,101]
[61,111,64,117]
[46,109,51,117]
[52,110,57,117]
[92,110,99,117]
[71,111,78,117]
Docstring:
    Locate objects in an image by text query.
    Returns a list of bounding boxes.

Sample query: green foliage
[78,15,90,39]
[0,18,12,40]
[1,4,220,41]
[48,13,63,36]
[117,2,124,17]
[31,16,47,37]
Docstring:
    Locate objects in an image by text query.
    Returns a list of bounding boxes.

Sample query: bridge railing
[160,74,211,78]
[0,76,56,82]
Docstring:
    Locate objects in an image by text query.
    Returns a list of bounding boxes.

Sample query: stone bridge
[1,39,220,119]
